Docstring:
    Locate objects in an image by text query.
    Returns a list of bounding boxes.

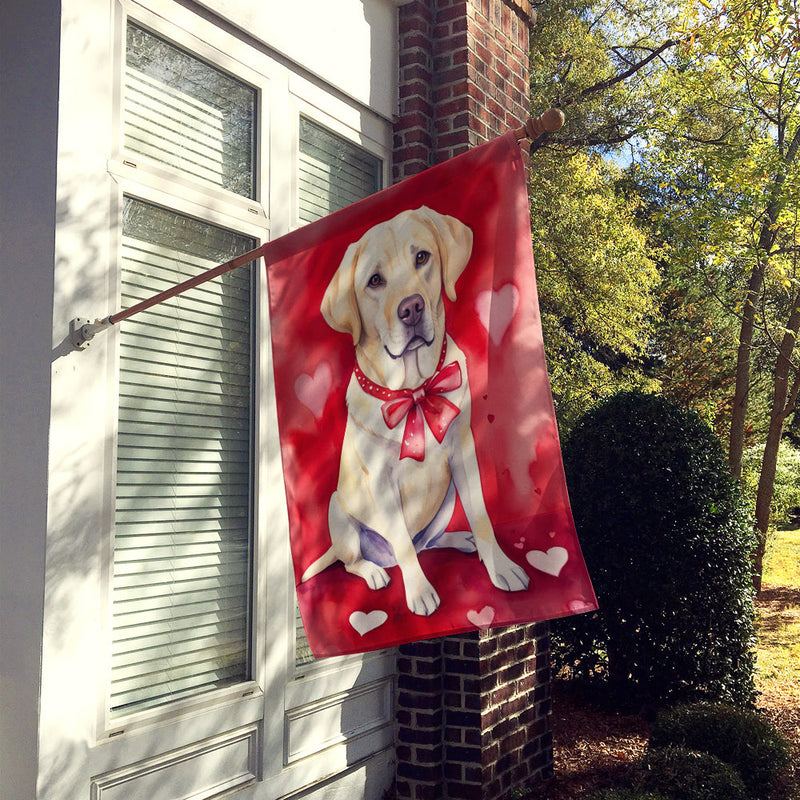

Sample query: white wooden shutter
[111,198,255,715]
[124,22,256,199]
[295,117,382,665]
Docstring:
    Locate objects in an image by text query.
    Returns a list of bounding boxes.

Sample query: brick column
[393,3,553,799]
[396,626,553,800]
[395,0,534,175]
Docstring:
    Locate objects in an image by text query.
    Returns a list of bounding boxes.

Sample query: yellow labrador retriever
[301,206,529,615]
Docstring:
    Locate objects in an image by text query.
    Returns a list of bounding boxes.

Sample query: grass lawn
[755,527,800,800]
[756,528,800,696]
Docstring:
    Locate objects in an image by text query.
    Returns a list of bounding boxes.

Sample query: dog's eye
[415,250,431,267]
[368,273,383,288]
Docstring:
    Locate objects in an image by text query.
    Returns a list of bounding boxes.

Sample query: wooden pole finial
[514,108,565,142]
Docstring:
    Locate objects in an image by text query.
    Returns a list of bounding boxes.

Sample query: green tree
[633,0,800,589]
[529,151,660,429]
[528,0,672,429]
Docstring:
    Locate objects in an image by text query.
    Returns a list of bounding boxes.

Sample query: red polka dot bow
[353,342,462,461]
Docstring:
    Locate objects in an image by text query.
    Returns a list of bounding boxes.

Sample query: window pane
[111,197,255,715]
[295,120,382,665]
[125,23,256,198]
[298,117,381,223]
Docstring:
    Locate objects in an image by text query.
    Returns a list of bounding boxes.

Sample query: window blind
[125,23,256,199]
[111,198,255,715]
[298,117,382,224]
[295,118,382,665]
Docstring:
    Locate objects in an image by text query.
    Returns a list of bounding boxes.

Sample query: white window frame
[100,0,274,740]
[87,0,397,784]
[259,75,397,795]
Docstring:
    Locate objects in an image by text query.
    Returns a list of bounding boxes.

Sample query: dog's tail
[301,547,337,582]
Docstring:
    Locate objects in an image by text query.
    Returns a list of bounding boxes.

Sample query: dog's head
[321,207,473,390]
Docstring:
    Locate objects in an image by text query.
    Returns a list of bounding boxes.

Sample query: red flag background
[264,132,597,657]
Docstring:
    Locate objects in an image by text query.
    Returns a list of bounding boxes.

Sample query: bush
[632,746,748,800]
[649,702,790,798]
[553,391,757,707]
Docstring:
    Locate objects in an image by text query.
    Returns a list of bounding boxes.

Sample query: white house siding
[0,0,61,797]
[0,1,398,799]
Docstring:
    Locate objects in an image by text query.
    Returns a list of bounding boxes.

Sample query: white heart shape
[467,605,495,629]
[295,362,332,420]
[349,610,388,636]
[526,546,568,577]
[475,284,520,346]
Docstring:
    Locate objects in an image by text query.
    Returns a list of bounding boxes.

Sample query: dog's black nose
[398,294,425,327]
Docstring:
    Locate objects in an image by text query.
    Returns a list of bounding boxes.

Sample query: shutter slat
[120,282,251,328]
[120,306,251,342]
[113,633,247,677]
[113,561,246,590]
[111,661,246,711]
[120,239,251,286]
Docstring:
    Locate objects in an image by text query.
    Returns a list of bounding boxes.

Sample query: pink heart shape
[467,605,495,629]
[349,610,388,636]
[295,362,332,420]
[475,284,519,346]
[526,546,569,577]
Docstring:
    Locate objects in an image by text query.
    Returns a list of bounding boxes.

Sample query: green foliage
[632,0,800,456]
[553,391,757,706]
[741,440,800,526]
[632,746,748,800]
[531,154,660,431]
[527,0,669,432]
[649,702,790,799]
[647,266,744,440]
[529,0,680,154]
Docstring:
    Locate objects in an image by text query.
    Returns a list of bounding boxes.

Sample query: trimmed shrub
[649,701,790,798]
[633,746,748,800]
[553,391,757,707]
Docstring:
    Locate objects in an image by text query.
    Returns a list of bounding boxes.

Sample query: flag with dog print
[264,131,597,657]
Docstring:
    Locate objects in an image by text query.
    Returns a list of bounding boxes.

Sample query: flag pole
[69,245,265,349]
[69,108,564,350]
[513,107,565,142]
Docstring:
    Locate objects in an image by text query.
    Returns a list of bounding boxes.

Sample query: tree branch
[557,39,678,108]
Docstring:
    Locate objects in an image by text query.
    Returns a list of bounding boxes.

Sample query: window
[298,116,382,223]
[294,117,382,666]
[47,0,397,794]
[109,22,258,717]
[124,23,256,198]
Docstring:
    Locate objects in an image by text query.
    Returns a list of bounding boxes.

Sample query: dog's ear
[321,242,362,344]
[420,207,473,302]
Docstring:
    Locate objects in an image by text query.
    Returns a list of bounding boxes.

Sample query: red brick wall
[392,3,552,798]
[396,627,553,800]
[394,0,534,180]
[392,5,552,797]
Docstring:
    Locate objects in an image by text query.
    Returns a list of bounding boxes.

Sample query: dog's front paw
[346,558,390,590]
[482,547,530,592]
[405,577,440,616]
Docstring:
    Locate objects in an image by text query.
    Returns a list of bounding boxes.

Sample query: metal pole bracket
[70,317,112,350]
